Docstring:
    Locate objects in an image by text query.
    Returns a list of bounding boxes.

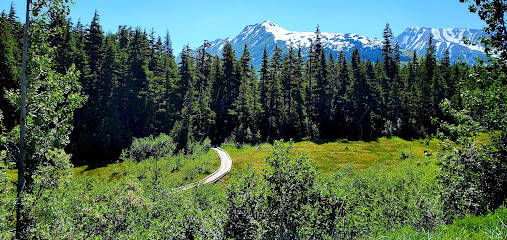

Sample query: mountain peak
[260,20,288,35]
[238,20,289,41]
[260,20,279,28]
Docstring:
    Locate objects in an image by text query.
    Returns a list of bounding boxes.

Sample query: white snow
[256,20,382,50]
[398,27,485,54]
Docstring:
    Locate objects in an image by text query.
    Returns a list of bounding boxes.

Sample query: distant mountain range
[193,20,487,70]
[395,27,486,63]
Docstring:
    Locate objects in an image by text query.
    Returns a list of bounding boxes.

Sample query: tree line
[1,6,472,163]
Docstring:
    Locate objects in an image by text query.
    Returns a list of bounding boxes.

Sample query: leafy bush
[378,205,507,239]
[121,133,176,162]
[224,140,444,239]
[0,150,14,239]
[439,139,507,219]
[1,138,449,239]
[225,140,340,239]
[333,161,443,238]
[12,140,224,239]
[438,61,507,219]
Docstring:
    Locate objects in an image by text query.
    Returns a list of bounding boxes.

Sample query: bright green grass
[75,150,221,182]
[7,149,221,183]
[223,137,441,176]
[376,206,507,239]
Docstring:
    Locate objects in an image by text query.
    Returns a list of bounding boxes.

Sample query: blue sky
[2,0,485,55]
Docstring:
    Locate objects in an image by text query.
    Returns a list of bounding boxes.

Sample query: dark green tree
[0,9,21,129]
[172,45,198,149]
[266,44,283,139]
[84,10,103,76]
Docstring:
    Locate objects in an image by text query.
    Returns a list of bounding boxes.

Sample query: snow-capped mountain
[206,20,386,70]
[395,27,487,63]
[194,21,487,70]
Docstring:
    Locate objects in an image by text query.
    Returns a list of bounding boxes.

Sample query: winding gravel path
[175,147,232,191]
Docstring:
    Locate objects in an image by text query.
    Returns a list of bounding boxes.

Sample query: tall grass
[377,206,507,239]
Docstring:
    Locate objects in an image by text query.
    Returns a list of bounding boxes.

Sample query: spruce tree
[315,45,329,134]
[222,41,237,106]
[235,44,257,143]
[172,45,198,149]
[350,48,369,138]
[334,51,350,135]
[126,28,150,136]
[293,45,308,139]
[281,47,296,137]
[259,46,270,139]
[84,10,104,76]
[382,23,394,80]
[422,33,437,133]
[0,10,21,129]
[48,7,74,74]
[267,44,283,139]
[210,55,228,142]
[164,29,174,58]
[195,40,215,141]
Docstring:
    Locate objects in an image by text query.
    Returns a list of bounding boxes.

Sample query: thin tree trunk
[16,0,30,237]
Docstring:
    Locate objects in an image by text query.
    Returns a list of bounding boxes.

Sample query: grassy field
[9,135,485,182]
[223,136,441,177]
[7,135,469,182]
[7,149,221,184]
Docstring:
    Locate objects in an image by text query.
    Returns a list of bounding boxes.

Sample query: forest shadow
[72,158,118,172]
[310,137,382,145]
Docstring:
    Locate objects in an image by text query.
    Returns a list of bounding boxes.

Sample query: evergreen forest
[2,4,471,163]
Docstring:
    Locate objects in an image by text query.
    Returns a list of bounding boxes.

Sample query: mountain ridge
[191,20,487,69]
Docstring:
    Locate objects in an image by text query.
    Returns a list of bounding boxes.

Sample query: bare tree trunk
[16,0,31,237]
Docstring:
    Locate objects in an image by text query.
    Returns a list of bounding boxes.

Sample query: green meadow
[8,136,441,182]
[223,137,441,176]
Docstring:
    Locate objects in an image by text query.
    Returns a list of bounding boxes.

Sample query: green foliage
[0,149,14,239]
[378,206,507,239]
[333,161,443,238]
[439,69,507,219]
[9,142,223,239]
[262,141,323,236]
[224,140,444,239]
[0,1,86,236]
[436,0,507,222]
[224,163,265,239]
[225,140,339,238]
[460,0,507,64]
[121,133,175,162]
[0,9,21,129]
[1,2,505,239]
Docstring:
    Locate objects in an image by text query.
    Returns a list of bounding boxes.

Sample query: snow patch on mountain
[395,27,486,62]
[203,20,387,69]
[252,20,383,51]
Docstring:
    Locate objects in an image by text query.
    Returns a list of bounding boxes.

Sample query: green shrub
[224,140,444,239]
[332,160,443,238]
[0,150,14,239]
[377,205,507,239]
[439,139,507,220]
[225,140,344,238]
[121,133,176,162]
[17,146,225,239]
